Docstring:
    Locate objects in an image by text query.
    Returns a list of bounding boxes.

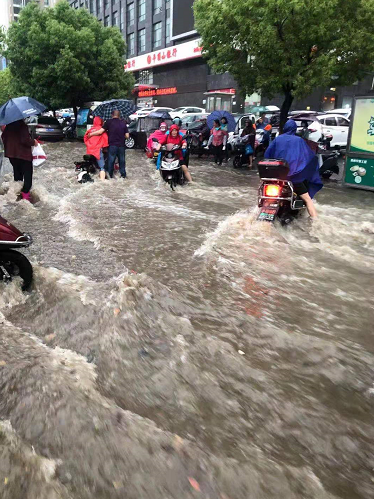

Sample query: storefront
[125,39,244,112]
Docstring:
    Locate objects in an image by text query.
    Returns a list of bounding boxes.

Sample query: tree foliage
[0,69,21,105]
[194,0,374,125]
[1,1,134,113]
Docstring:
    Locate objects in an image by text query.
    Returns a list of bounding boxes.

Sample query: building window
[166,19,171,43]
[89,0,93,12]
[111,0,116,5]
[104,15,110,26]
[138,28,146,52]
[152,22,162,49]
[127,32,135,57]
[153,0,162,15]
[139,69,153,85]
[104,0,109,9]
[44,0,49,5]
[138,0,146,22]
[120,6,124,30]
[112,10,118,26]
[97,1,101,14]
[165,0,171,43]
[127,2,134,27]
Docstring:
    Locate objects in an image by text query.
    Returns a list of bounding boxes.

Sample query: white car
[180,113,209,127]
[169,106,206,120]
[308,114,350,148]
[129,107,173,120]
[325,108,351,119]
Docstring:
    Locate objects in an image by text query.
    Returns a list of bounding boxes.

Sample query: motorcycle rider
[147,122,168,156]
[264,119,322,218]
[159,124,193,182]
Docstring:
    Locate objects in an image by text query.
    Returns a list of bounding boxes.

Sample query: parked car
[26,116,64,141]
[307,114,350,148]
[129,107,173,120]
[325,108,351,119]
[56,108,73,119]
[181,113,208,127]
[169,106,205,120]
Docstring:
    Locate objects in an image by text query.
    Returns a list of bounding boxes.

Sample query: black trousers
[212,144,224,165]
[9,158,33,193]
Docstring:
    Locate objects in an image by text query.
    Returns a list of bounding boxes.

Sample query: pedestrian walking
[241,119,256,169]
[84,117,109,181]
[88,110,129,179]
[208,119,228,165]
[1,119,37,202]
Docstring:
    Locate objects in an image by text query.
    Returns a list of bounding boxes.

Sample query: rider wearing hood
[264,119,322,218]
[159,124,192,182]
[147,122,168,154]
[84,117,109,181]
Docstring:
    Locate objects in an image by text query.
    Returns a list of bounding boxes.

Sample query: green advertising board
[344,96,374,191]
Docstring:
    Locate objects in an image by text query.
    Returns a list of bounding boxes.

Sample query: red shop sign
[138,87,177,97]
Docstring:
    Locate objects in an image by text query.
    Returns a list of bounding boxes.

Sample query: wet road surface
[0,142,374,499]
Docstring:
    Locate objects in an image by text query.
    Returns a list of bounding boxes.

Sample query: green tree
[0,68,21,105]
[2,0,134,117]
[194,0,374,127]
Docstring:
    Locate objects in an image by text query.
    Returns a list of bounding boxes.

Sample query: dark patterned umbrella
[92,99,136,121]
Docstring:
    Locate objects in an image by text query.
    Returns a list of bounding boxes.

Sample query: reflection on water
[0,142,374,499]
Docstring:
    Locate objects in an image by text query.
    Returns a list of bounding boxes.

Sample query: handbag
[245,144,254,155]
[32,143,47,167]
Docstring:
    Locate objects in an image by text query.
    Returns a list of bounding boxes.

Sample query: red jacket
[2,120,34,162]
[84,117,109,160]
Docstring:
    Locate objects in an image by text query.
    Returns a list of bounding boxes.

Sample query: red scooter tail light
[264,184,282,197]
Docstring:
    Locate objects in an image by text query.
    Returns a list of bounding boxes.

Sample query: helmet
[173,118,182,127]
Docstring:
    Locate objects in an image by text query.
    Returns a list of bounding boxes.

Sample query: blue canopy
[265,120,323,198]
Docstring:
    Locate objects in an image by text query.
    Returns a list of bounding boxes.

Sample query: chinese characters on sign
[124,39,202,72]
[146,48,178,66]
[138,87,177,98]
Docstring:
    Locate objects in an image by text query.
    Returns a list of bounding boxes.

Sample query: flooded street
[0,141,374,499]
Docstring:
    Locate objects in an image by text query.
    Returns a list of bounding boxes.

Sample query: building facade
[68,0,245,113]
[1,0,57,70]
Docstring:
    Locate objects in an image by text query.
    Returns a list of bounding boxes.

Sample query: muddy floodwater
[0,141,373,499]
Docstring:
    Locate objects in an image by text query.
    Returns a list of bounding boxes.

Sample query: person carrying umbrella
[2,121,38,202]
[88,110,129,179]
[207,119,228,166]
[0,96,46,202]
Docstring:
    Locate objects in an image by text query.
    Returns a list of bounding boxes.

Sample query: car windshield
[173,107,185,112]
[38,117,60,125]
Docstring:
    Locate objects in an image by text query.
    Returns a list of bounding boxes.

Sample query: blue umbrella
[92,99,136,121]
[207,110,236,132]
[0,96,47,125]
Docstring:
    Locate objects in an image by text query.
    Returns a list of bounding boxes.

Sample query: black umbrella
[0,96,47,125]
[92,99,136,120]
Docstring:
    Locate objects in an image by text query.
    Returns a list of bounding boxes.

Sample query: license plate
[47,128,54,131]
[258,208,278,221]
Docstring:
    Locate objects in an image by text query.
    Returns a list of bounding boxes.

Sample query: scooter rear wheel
[0,250,33,291]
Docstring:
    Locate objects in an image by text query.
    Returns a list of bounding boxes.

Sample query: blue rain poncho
[265,120,323,198]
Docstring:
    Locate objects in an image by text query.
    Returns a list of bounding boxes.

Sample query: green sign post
[344,96,374,191]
